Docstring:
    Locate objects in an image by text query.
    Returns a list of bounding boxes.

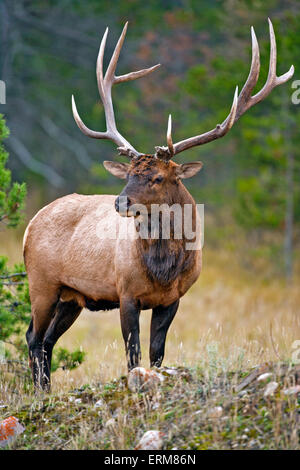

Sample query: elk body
[24,20,293,390]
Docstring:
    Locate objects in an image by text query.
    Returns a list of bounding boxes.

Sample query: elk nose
[115,196,131,213]
[115,196,119,212]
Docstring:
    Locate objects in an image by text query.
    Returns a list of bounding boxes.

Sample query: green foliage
[0,114,29,359]
[235,172,285,229]
[180,3,300,239]
[0,116,26,228]
[0,256,85,373]
[51,347,86,372]
[0,257,31,353]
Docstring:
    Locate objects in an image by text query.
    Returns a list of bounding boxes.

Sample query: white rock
[105,418,116,429]
[264,381,278,397]
[208,406,223,418]
[282,385,300,395]
[257,372,273,382]
[0,416,25,448]
[135,430,164,450]
[113,407,122,418]
[128,367,164,392]
[74,398,82,404]
[94,399,104,408]
[163,368,179,376]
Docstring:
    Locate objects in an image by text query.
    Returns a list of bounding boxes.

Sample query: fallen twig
[235,363,270,393]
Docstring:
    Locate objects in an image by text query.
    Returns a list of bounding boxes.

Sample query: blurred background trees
[0,114,29,366]
[0,0,299,279]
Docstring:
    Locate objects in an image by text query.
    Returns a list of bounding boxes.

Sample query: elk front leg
[150,300,179,367]
[120,298,141,370]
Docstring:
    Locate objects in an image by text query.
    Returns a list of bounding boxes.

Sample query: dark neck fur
[136,184,197,286]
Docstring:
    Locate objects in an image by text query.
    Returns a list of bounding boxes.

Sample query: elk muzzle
[115,194,132,217]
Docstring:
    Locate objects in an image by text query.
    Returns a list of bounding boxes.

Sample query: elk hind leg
[26,291,59,391]
[43,288,85,390]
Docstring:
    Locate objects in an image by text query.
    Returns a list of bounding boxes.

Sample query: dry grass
[0,226,24,265]
[0,228,300,449]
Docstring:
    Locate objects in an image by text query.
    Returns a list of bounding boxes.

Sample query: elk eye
[154,176,163,184]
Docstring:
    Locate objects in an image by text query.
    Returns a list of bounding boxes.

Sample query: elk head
[103,156,203,216]
[72,19,294,216]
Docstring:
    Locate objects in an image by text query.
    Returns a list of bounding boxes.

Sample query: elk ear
[175,161,203,179]
[103,161,130,179]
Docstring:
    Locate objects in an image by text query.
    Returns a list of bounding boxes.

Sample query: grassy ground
[0,228,300,449]
[1,362,299,449]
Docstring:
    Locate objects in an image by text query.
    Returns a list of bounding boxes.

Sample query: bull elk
[24,19,293,390]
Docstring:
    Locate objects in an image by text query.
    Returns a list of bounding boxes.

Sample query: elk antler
[156,18,294,160]
[72,22,160,158]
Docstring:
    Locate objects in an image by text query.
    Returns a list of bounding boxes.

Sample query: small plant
[51,347,86,372]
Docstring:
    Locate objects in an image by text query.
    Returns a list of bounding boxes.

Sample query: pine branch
[0,272,27,279]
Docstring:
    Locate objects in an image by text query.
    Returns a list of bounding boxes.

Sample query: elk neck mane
[136,183,197,286]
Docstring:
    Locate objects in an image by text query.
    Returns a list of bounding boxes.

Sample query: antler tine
[105,21,161,85]
[159,86,238,157]
[248,18,294,108]
[114,64,161,84]
[72,94,107,139]
[268,17,277,79]
[157,18,294,158]
[101,21,161,90]
[105,22,128,83]
[96,26,109,100]
[154,114,176,160]
[233,26,260,121]
[72,22,160,158]
[226,86,239,129]
[166,115,174,159]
